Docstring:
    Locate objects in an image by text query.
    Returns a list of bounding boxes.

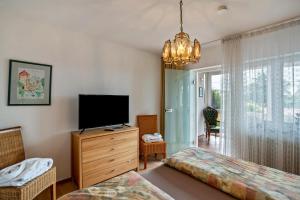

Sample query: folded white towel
[0,158,53,187]
[142,133,163,143]
[144,138,163,143]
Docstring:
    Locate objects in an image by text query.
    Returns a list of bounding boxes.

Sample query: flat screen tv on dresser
[79,94,129,130]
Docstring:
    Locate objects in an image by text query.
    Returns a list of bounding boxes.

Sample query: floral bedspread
[59,171,174,200]
[164,147,300,200]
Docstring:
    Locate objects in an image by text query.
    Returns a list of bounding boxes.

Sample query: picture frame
[199,87,204,97]
[8,59,52,106]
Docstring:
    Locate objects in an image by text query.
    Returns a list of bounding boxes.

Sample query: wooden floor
[198,134,223,154]
[38,136,221,199]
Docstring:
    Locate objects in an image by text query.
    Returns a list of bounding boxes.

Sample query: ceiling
[0,0,300,54]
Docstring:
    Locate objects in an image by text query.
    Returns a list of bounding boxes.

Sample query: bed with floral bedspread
[164,147,300,200]
[59,171,174,200]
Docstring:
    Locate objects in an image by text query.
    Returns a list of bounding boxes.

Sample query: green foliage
[41,78,45,88]
[247,71,267,105]
[35,91,41,97]
[18,80,24,88]
[247,102,263,112]
[18,89,24,97]
[18,81,25,97]
[212,90,221,109]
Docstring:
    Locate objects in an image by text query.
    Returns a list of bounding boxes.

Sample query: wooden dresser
[71,127,139,189]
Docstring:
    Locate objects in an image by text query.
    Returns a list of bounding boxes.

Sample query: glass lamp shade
[193,39,201,60]
[162,32,201,66]
[162,40,171,61]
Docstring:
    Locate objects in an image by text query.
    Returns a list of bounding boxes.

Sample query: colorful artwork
[8,60,52,105]
[164,147,300,200]
[17,68,45,99]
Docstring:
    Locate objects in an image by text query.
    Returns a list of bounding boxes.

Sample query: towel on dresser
[0,158,53,187]
[142,133,163,143]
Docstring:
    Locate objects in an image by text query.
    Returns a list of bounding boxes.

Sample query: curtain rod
[202,15,300,47]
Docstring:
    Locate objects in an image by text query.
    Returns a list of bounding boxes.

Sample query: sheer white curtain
[222,19,300,174]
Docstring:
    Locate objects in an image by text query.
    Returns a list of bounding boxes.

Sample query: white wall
[201,44,222,68]
[0,16,160,180]
[190,43,222,69]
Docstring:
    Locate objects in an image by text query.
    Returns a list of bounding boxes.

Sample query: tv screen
[79,95,129,129]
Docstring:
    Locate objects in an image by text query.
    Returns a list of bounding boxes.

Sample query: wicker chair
[137,115,166,169]
[0,126,56,200]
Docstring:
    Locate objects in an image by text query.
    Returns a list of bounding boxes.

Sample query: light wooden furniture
[137,115,166,169]
[71,127,139,189]
[0,126,56,200]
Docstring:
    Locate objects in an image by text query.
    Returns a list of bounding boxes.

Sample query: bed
[163,147,300,200]
[141,165,236,200]
[59,168,235,200]
[59,170,174,200]
[60,147,300,200]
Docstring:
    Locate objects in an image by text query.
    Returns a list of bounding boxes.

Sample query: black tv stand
[123,124,131,127]
[80,124,131,133]
[104,128,114,131]
[80,128,85,134]
[103,124,131,131]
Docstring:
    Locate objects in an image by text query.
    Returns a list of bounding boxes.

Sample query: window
[243,65,269,121]
[211,74,222,110]
[283,59,300,123]
[243,53,300,129]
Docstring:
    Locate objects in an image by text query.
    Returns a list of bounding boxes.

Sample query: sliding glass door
[164,68,197,155]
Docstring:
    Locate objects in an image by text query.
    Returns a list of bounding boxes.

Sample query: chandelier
[162,0,201,67]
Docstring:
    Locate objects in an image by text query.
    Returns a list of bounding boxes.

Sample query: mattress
[141,165,236,200]
[59,170,174,200]
[164,147,300,200]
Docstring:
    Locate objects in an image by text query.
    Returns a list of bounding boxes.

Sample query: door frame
[160,64,222,146]
[195,65,222,137]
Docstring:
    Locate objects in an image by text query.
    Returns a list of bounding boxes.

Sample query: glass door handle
[165,108,173,113]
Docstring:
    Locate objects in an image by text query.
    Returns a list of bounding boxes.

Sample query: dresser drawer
[71,127,139,189]
[82,139,137,163]
[82,131,137,152]
[82,158,138,187]
[82,151,137,176]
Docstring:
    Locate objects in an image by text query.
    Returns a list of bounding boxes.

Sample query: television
[79,94,129,130]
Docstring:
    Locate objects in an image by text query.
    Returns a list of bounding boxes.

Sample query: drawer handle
[109,159,115,162]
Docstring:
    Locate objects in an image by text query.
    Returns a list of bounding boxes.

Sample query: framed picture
[8,60,52,105]
[199,87,204,97]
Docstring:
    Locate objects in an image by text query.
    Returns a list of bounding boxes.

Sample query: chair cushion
[0,158,53,187]
[0,167,56,200]
[210,126,220,133]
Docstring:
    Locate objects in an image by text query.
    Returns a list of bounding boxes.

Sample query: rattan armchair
[137,115,166,169]
[0,126,56,200]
